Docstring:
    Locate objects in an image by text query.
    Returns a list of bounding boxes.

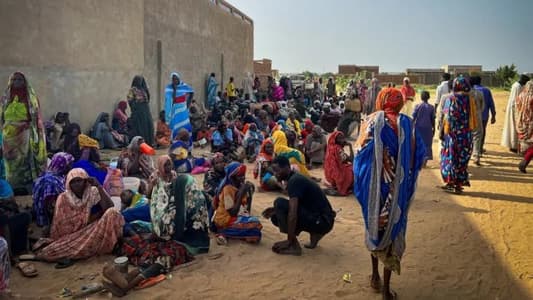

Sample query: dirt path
[8,90,533,299]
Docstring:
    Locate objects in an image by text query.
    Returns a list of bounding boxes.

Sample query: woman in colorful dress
[34,168,124,262]
[203,153,227,199]
[1,72,47,194]
[156,110,171,148]
[324,131,354,196]
[254,139,283,191]
[32,152,75,230]
[439,76,477,193]
[165,72,194,140]
[516,81,533,173]
[353,87,425,300]
[213,162,262,243]
[112,100,129,135]
[127,75,154,146]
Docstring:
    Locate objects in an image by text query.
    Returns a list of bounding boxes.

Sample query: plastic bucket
[140,143,155,155]
[123,177,140,193]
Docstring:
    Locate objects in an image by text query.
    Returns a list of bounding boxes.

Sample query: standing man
[502,74,530,152]
[400,77,416,116]
[435,73,451,110]
[469,77,485,166]
[263,156,336,256]
[225,76,237,102]
[326,77,336,99]
[472,76,496,163]
[366,78,381,115]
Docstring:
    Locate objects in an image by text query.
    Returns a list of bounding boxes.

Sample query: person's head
[470,76,481,86]
[10,72,26,89]
[129,136,144,152]
[210,73,216,78]
[217,122,227,133]
[230,77,234,83]
[249,123,258,132]
[328,77,333,83]
[442,73,451,81]
[272,156,291,181]
[120,189,135,210]
[334,131,346,145]
[118,101,128,112]
[519,74,530,86]
[421,91,430,102]
[99,112,109,123]
[452,76,471,93]
[323,106,331,114]
[211,152,226,172]
[376,88,404,114]
[371,78,379,88]
[66,123,81,137]
[244,93,250,100]
[157,155,173,178]
[159,110,166,122]
[54,112,65,123]
[138,180,148,195]
[304,119,314,131]
[132,75,147,89]
[48,152,75,176]
[262,139,274,155]
[403,77,410,85]
[286,130,296,144]
[66,168,89,199]
[189,106,197,114]
[288,111,295,120]
[172,73,180,86]
[312,125,322,137]
[177,128,190,142]
[217,91,222,98]
[226,162,246,187]
[265,105,273,114]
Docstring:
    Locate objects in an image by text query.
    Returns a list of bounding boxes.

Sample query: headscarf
[128,136,143,153]
[258,139,274,161]
[78,134,99,149]
[214,162,247,207]
[64,168,92,207]
[452,76,471,93]
[7,72,29,104]
[117,101,128,111]
[211,152,225,165]
[304,119,314,130]
[156,155,173,178]
[376,87,404,132]
[47,152,75,175]
[131,75,150,101]
[91,112,110,137]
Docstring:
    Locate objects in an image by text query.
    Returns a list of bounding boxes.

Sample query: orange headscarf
[376,87,404,132]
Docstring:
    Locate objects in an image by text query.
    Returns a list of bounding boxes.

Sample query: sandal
[215,235,227,246]
[17,262,38,277]
[136,274,166,290]
[55,258,75,269]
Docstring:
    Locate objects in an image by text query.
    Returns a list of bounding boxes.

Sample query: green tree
[302,70,318,80]
[495,64,518,90]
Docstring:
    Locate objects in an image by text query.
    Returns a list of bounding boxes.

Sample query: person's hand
[491,116,496,124]
[86,177,100,187]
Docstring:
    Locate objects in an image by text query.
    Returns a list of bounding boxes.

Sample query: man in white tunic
[242,72,255,101]
[501,74,530,151]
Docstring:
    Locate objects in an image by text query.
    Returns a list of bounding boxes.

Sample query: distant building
[375,73,423,86]
[441,65,482,75]
[338,65,379,78]
[406,68,443,84]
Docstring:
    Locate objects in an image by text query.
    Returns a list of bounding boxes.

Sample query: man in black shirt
[262,157,335,256]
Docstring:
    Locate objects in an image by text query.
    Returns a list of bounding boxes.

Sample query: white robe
[501,82,523,150]
[242,72,255,101]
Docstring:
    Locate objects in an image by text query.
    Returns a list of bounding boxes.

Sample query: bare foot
[304,233,324,249]
[272,240,302,256]
[369,275,382,293]
[382,288,397,300]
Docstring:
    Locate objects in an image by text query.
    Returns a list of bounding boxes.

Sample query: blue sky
[228,0,533,73]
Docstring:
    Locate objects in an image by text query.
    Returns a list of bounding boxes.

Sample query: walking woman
[516,81,533,173]
[1,72,47,194]
[127,75,154,146]
[353,88,425,300]
[439,76,477,193]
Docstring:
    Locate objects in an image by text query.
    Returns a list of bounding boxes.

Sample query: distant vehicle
[289,74,314,98]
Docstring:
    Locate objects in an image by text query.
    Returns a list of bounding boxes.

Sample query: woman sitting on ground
[271,126,312,178]
[254,139,283,192]
[32,168,124,264]
[155,110,171,148]
[64,124,107,184]
[48,112,69,153]
[324,131,354,196]
[32,152,74,232]
[91,112,126,149]
[304,126,327,168]
[112,101,129,135]
[0,180,31,258]
[213,162,262,244]
[118,136,154,179]
[169,129,193,173]
[243,123,264,162]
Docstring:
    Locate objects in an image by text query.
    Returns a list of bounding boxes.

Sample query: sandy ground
[6,90,533,300]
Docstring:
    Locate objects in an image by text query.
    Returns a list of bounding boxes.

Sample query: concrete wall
[0,0,145,131]
[0,0,253,130]
[143,0,254,115]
